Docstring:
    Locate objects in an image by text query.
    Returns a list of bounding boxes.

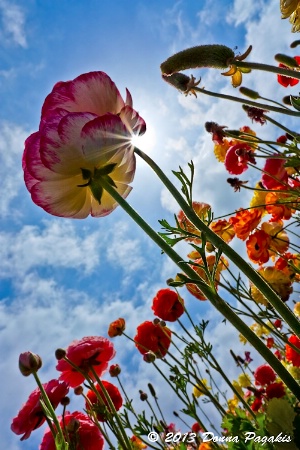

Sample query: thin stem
[99,176,300,399]
[234,60,300,80]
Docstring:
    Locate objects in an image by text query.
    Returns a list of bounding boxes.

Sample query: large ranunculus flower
[11,379,69,440]
[86,380,123,421]
[23,71,146,218]
[56,336,115,387]
[40,411,104,450]
[134,321,171,357]
[151,289,184,322]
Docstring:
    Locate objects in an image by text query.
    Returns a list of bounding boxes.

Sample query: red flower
[86,380,123,421]
[286,335,300,367]
[224,143,255,175]
[151,289,184,322]
[56,336,115,387]
[261,158,288,190]
[251,397,263,412]
[254,364,276,386]
[134,321,171,357]
[40,411,104,450]
[266,382,285,399]
[11,379,69,440]
[277,57,300,87]
[108,318,126,337]
[191,422,202,433]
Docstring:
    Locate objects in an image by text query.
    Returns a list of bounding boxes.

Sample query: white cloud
[0,220,102,277]
[226,0,264,26]
[0,0,27,47]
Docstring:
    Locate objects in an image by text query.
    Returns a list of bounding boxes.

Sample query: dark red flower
[266,382,285,399]
[40,411,104,450]
[261,158,288,190]
[254,364,276,386]
[277,57,300,87]
[134,321,171,357]
[86,380,123,421]
[191,422,202,433]
[251,397,263,412]
[245,106,267,124]
[151,289,184,322]
[286,335,300,367]
[11,379,69,440]
[56,336,115,387]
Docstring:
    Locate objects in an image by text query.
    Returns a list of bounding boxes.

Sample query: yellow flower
[238,373,251,388]
[250,322,270,337]
[250,267,293,306]
[294,302,300,317]
[261,221,289,257]
[222,45,252,87]
[193,379,211,397]
[227,396,239,412]
[239,334,247,344]
[280,0,300,32]
[232,380,244,398]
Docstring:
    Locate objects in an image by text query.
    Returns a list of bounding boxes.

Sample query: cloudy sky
[1,1,299,448]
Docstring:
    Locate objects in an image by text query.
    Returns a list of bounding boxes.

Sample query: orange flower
[265,191,296,222]
[177,202,211,243]
[246,230,271,265]
[210,219,235,243]
[261,221,289,257]
[229,208,262,240]
[214,139,231,162]
[130,436,147,450]
[108,318,126,337]
[275,252,300,282]
[186,255,228,301]
[250,267,293,306]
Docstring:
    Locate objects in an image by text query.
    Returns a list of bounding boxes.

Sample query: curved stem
[134,147,300,339]
[99,176,300,399]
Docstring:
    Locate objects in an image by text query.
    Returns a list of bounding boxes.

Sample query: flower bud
[275,53,300,67]
[290,40,300,48]
[19,351,42,376]
[239,87,260,99]
[148,383,157,398]
[139,390,148,401]
[60,396,70,406]
[55,348,66,360]
[66,417,80,433]
[160,44,235,75]
[109,364,121,377]
[74,386,84,395]
[143,352,156,363]
[108,318,126,337]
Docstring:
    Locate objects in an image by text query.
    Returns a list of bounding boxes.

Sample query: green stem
[193,87,300,116]
[234,60,300,80]
[134,147,300,338]
[99,176,300,399]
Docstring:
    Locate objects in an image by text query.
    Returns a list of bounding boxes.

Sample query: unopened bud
[19,351,42,376]
[55,348,66,360]
[290,40,300,48]
[282,95,292,105]
[148,383,157,398]
[74,386,84,395]
[143,352,156,363]
[239,87,260,99]
[275,53,300,67]
[66,417,80,433]
[60,396,70,406]
[109,364,121,377]
[139,390,148,401]
[153,318,160,325]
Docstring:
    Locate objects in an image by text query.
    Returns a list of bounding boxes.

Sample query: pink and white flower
[23,72,146,218]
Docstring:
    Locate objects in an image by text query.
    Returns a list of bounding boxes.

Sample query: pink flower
[40,411,104,450]
[23,72,146,218]
[224,143,255,175]
[86,381,123,421]
[11,379,69,440]
[56,336,115,387]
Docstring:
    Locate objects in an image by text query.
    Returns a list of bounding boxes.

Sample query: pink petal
[41,72,125,118]
[119,105,146,136]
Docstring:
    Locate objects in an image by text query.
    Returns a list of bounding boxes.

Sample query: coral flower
[130,435,148,450]
[265,191,295,222]
[229,208,262,240]
[261,158,288,190]
[11,379,69,440]
[246,230,271,265]
[134,321,171,357]
[86,381,123,421]
[177,202,211,243]
[254,364,276,386]
[261,221,289,256]
[151,289,184,322]
[224,143,255,175]
[40,411,104,450]
[209,219,235,243]
[108,318,126,337]
[250,266,293,305]
[277,57,300,86]
[23,72,146,218]
[286,335,300,367]
[56,336,115,387]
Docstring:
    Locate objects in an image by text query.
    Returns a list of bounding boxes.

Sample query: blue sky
[1,1,298,448]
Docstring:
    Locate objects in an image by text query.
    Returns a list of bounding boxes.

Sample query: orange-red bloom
[11,379,69,440]
[134,321,171,357]
[277,57,300,87]
[152,289,184,322]
[229,208,262,240]
[86,381,123,421]
[246,230,271,264]
[108,318,126,337]
[40,411,104,450]
[261,221,289,257]
[286,335,300,367]
[209,219,235,243]
[265,191,295,222]
[254,364,276,386]
[56,336,115,387]
[177,202,211,243]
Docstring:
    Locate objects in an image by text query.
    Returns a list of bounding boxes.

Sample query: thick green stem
[193,87,300,116]
[99,177,300,398]
[134,147,300,338]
